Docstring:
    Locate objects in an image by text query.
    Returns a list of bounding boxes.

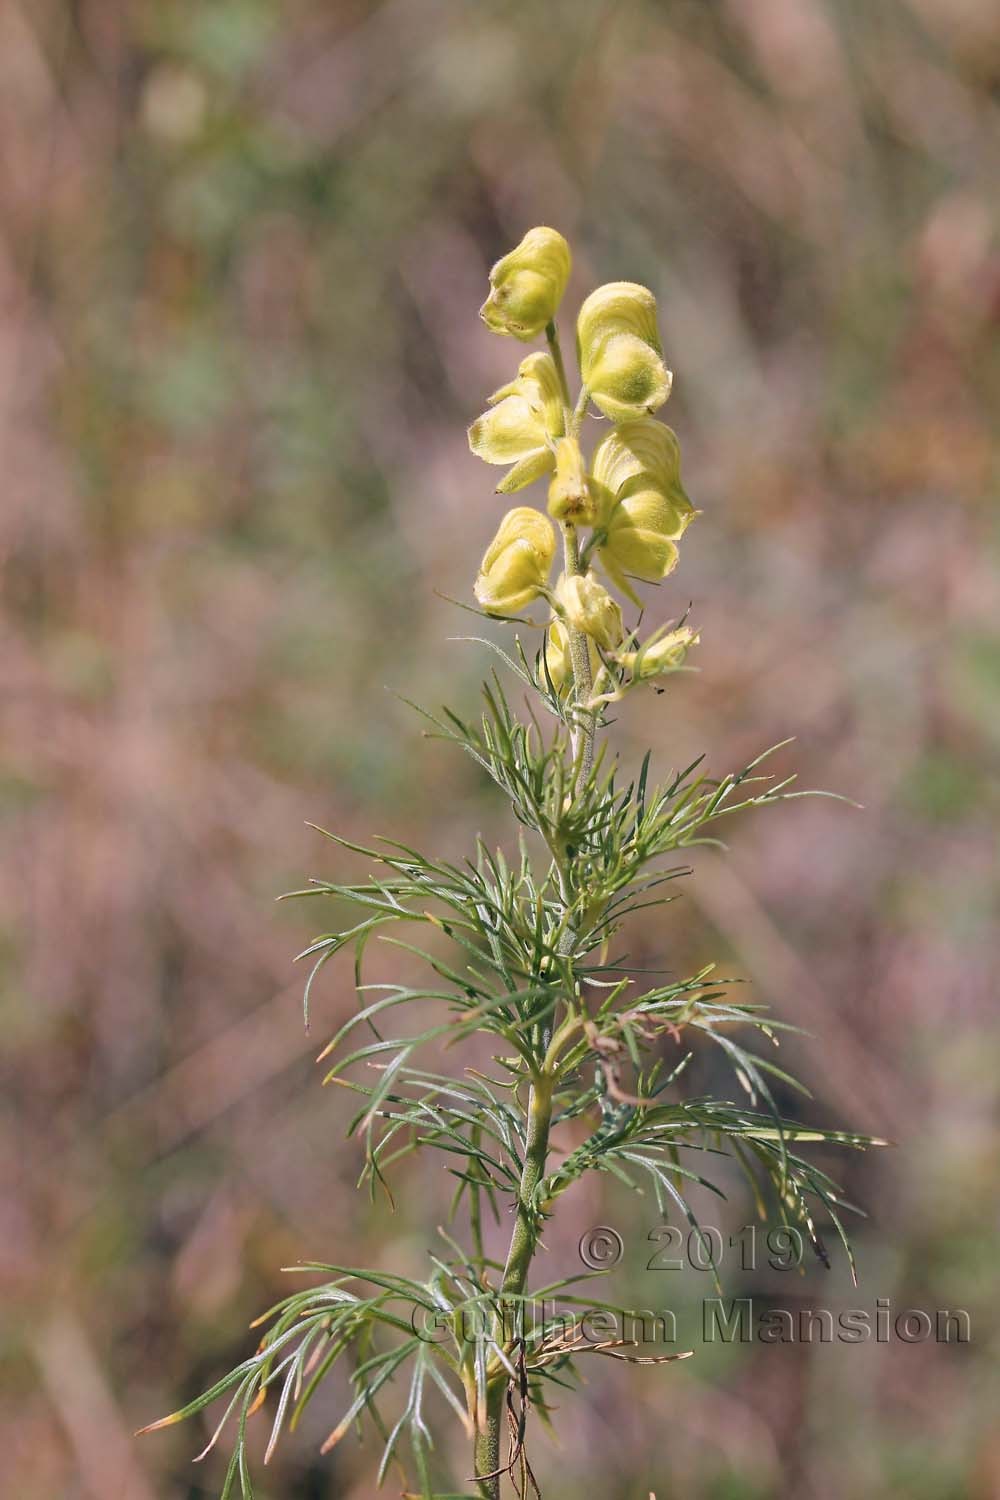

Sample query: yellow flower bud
[576,282,672,421]
[468,352,565,493]
[474,507,556,617]
[555,571,624,651]
[547,436,597,525]
[542,616,600,693]
[591,418,697,603]
[480,227,572,341]
[621,625,699,679]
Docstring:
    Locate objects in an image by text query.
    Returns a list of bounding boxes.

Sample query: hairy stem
[475,1076,553,1497]
[474,1406,502,1499]
[501,1076,553,1295]
[570,383,590,439]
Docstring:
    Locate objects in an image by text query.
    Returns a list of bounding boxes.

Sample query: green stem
[570,383,590,438]
[474,1406,502,1499]
[474,1076,553,1497]
[469,1124,485,1265]
[545,319,572,413]
[500,1076,553,1295]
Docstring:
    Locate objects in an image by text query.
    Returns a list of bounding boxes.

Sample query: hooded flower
[474,507,556,617]
[576,282,672,422]
[555,571,624,651]
[480,227,572,341]
[468,352,565,493]
[591,417,697,604]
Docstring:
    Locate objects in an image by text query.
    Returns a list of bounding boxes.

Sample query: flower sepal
[468,352,565,493]
[577,282,672,421]
[480,227,571,341]
[474,507,557,618]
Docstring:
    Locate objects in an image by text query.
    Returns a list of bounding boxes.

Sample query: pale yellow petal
[577,282,663,370]
[468,395,547,465]
[480,227,572,340]
[474,506,556,615]
[586,334,672,420]
[555,571,624,650]
[591,418,683,496]
[496,448,556,494]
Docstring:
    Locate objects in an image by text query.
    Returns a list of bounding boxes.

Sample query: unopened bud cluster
[469,228,699,705]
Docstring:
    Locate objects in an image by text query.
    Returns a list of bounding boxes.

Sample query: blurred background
[2,1,998,1496]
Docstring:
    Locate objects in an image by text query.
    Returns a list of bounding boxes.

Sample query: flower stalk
[558,520,597,779]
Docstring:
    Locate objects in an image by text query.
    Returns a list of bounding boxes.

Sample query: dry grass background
[1,1,998,1496]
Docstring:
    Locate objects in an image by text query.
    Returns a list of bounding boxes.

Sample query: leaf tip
[135,1410,184,1436]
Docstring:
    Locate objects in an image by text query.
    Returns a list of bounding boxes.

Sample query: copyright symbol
[579,1225,624,1269]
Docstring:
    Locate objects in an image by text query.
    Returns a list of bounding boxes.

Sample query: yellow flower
[576,282,672,422]
[547,436,597,525]
[480,227,572,341]
[542,616,600,692]
[621,625,699,679]
[474,507,556,617]
[591,418,697,604]
[467,352,565,493]
[555,571,624,651]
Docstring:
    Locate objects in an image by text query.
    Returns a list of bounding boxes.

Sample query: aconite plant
[142,228,881,1497]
